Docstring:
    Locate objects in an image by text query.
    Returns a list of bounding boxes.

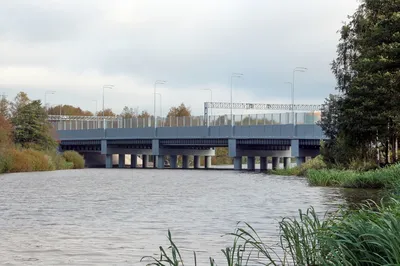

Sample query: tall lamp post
[155,93,162,126]
[102,85,113,129]
[93,99,98,128]
[201,88,213,117]
[284,81,293,124]
[230,73,243,127]
[44,90,56,111]
[154,80,166,128]
[292,67,307,125]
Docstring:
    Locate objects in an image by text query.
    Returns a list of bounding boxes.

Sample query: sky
[0,0,360,116]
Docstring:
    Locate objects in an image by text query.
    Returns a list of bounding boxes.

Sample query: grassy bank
[143,197,400,265]
[0,148,85,174]
[272,156,400,189]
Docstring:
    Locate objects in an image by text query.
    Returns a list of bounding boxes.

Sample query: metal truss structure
[48,115,118,121]
[204,102,321,116]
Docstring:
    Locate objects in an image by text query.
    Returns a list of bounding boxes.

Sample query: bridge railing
[51,112,321,130]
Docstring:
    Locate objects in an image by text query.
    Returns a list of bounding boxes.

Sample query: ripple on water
[0,169,368,265]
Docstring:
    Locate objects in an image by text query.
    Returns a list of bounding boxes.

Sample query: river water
[0,169,381,265]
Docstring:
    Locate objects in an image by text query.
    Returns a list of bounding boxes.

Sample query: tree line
[319,0,400,167]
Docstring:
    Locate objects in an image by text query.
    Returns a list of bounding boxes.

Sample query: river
[0,169,381,265]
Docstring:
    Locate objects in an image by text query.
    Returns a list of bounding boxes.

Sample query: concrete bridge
[55,113,325,170]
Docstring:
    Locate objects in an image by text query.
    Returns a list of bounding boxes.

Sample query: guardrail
[51,112,321,130]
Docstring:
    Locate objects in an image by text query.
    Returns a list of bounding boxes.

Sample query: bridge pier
[260,156,267,171]
[296,157,306,167]
[106,154,113,169]
[156,155,165,169]
[130,154,137,168]
[182,155,190,169]
[118,154,125,168]
[272,157,280,170]
[142,155,149,168]
[170,155,178,169]
[205,156,212,169]
[247,156,255,170]
[284,157,291,169]
[194,156,200,169]
[234,157,242,170]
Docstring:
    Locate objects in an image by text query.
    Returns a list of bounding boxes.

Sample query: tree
[10,92,30,117]
[325,0,400,165]
[96,108,115,117]
[318,94,342,140]
[12,100,57,150]
[0,96,9,118]
[121,106,135,118]
[167,103,191,117]
[47,105,93,116]
[138,110,151,118]
[0,114,12,151]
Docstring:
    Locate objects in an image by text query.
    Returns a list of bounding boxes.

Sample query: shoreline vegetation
[0,93,85,174]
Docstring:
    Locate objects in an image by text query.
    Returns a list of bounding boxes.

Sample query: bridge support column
[205,156,212,169]
[142,155,148,168]
[194,156,200,169]
[182,155,190,169]
[272,157,280,170]
[156,155,164,169]
[105,154,113,169]
[130,154,137,168]
[153,156,157,168]
[170,155,178,169]
[260,157,267,171]
[234,157,242,170]
[284,157,291,169]
[118,154,125,168]
[247,156,255,171]
[296,157,306,167]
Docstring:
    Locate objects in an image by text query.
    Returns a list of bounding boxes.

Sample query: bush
[45,150,73,170]
[0,150,12,173]
[273,155,327,176]
[62,151,85,169]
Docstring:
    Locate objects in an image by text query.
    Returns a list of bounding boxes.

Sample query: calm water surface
[0,169,379,265]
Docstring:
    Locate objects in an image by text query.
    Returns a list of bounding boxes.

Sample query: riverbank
[0,149,85,174]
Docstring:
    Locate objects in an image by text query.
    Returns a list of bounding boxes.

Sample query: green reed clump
[142,197,400,266]
[62,150,85,169]
[307,164,400,189]
[272,155,327,177]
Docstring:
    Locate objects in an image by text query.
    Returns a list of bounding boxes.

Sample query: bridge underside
[59,138,320,170]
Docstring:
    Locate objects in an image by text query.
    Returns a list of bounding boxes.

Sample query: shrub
[273,155,327,177]
[62,151,85,169]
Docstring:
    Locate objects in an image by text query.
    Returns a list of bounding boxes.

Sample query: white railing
[51,112,321,130]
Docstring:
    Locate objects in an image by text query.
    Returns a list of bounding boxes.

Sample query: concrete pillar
[153,155,157,168]
[194,156,201,169]
[260,156,267,171]
[234,157,242,170]
[182,155,190,169]
[296,157,306,167]
[106,154,113,169]
[284,157,291,169]
[142,155,149,168]
[272,157,280,170]
[119,154,125,168]
[170,155,178,169]
[205,156,212,169]
[247,156,255,171]
[130,154,137,168]
[156,155,165,169]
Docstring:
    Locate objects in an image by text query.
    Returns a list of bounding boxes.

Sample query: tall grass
[142,198,400,265]
[307,164,400,189]
[272,155,327,177]
[62,150,85,169]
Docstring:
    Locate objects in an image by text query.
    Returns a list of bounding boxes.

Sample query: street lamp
[230,73,243,126]
[201,88,213,116]
[93,99,98,128]
[155,93,162,126]
[292,67,307,125]
[102,85,113,129]
[44,90,56,110]
[154,80,166,128]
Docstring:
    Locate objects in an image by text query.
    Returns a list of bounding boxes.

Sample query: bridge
[52,103,325,171]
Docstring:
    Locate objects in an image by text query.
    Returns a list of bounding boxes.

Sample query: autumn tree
[167,103,191,117]
[47,105,93,116]
[121,106,135,118]
[0,114,12,151]
[0,96,9,118]
[96,108,115,117]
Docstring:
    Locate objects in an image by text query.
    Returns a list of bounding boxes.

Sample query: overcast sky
[0,0,359,115]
